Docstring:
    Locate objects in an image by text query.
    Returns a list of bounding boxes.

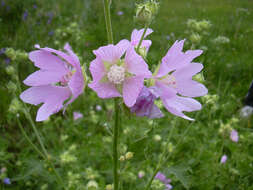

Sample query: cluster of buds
[4,47,28,61]
[119,152,134,162]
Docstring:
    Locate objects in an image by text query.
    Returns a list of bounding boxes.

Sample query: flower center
[60,71,73,86]
[107,65,125,84]
[161,75,177,88]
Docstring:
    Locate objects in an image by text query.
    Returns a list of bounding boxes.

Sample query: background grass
[0,0,253,189]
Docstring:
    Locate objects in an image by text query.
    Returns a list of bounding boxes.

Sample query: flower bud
[5,66,15,75]
[153,134,161,142]
[5,48,16,60]
[138,170,145,178]
[135,0,159,25]
[106,184,113,190]
[8,98,22,114]
[189,33,202,44]
[87,180,98,189]
[125,152,134,160]
[119,155,125,162]
[6,81,17,92]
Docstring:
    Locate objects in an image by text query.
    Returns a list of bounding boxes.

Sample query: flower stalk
[103,0,120,189]
[136,25,148,53]
[16,77,66,190]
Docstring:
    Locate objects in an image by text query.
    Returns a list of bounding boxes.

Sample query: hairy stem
[113,98,120,190]
[16,78,66,190]
[17,118,45,159]
[103,0,114,44]
[136,25,148,53]
[103,0,120,189]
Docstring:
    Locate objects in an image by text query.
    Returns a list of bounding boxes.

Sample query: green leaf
[166,164,191,189]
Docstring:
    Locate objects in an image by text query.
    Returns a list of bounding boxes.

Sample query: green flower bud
[135,0,159,25]
[6,81,17,92]
[87,180,98,189]
[5,66,15,75]
[153,134,161,142]
[119,155,125,162]
[199,20,211,30]
[5,48,16,60]
[16,51,28,61]
[189,33,202,44]
[213,36,230,44]
[125,152,134,160]
[40,184,48,190]
[138,47,148,58]
[8,98,22,114]
[106,184,113,190]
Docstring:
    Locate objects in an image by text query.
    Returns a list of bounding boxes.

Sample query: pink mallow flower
[155,172,172,189]
[130,86,163,119]
[220,155,227,164]
[153,40,208,120]
[73,111,83,120]
[88,40,152,107]
[20,44,84,121]
[230,129,239,142]
[130,28,153,52]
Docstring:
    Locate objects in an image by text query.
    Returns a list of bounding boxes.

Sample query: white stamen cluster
[107,65,125,84]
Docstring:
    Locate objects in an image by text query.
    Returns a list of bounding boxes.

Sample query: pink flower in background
[20,44,84,121]
[130,28,153,52]
[73,111,83,120]
[138,171,145,178]
[220,155,227,164]
[153,40,208,120]
[155,172,173,189]
[88,40,152,107]
[117,11,124,16]
[230,129,239,142]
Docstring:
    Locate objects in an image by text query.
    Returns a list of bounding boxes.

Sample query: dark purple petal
[130,86,163,119]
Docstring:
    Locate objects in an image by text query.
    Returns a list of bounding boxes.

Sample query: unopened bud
[135,0,159,25]
[5,66,15,75]
[5,48,16,60]
[119,155,125,162]
[106,184,113,190]
[125,152,134,160]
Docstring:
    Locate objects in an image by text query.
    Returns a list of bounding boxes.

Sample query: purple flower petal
[131,28,153,49]
[123,76,144,107]
[20,85,71,121]
[162,96,201,121]
[88,81,121,99]
[130,86,163,119]
[20,44,84,121]
[125,47,152,77]
[93,39,130,63]
[23,70,67,86]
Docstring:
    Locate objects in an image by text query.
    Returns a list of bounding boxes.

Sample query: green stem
[144,149,166,190]
[17,118,46,159]
[136,25,148,53]
[16,78,66,189]
[103,0,114,44]
[113,98,120,190]
[103,0,120,189]
[144,121,177,190]
[23,109,48,156]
